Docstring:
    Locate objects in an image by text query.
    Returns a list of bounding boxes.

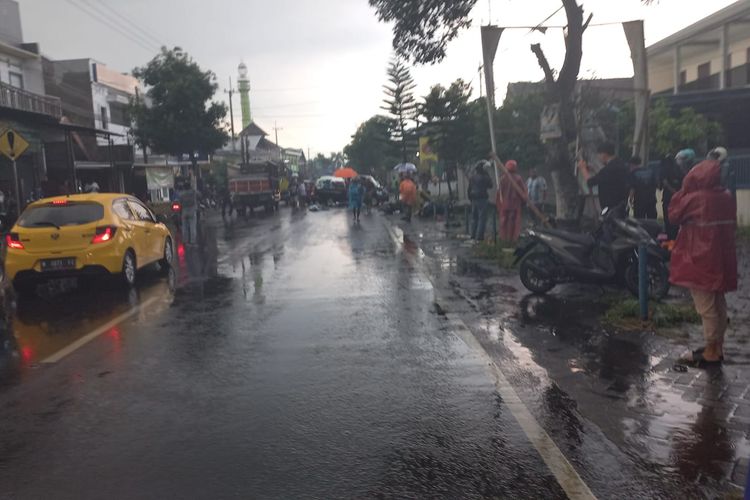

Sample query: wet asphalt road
[0,209,567,499]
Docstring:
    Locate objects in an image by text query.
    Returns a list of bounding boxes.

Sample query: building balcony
[0,80,62,119]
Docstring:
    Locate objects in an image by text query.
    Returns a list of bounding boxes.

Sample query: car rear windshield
[17,203,104,228]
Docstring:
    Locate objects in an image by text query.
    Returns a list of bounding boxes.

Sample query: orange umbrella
[334,167,358,179]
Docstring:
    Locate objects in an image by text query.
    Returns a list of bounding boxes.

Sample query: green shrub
[604,298,700,329]
[473,241,517,269]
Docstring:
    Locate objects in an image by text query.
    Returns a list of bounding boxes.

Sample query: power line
[76,0,162,50]
[84,0,165,48]
[252,100,321,110]
[527,5,564,34]
[64,0,159,54]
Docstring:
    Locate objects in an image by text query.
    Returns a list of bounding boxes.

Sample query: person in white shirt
[526,168,547,212]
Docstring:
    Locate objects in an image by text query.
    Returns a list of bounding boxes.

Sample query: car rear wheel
[121,250,137,288]
[159,237,174,273]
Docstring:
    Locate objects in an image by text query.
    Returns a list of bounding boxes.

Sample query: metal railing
[733,155,750,189]
[0,81,62,119]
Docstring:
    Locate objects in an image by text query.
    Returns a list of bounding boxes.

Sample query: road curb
[383,219,597,500]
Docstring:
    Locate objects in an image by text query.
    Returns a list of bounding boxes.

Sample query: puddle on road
[486,291,750,493]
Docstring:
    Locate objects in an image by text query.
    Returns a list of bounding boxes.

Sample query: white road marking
[384,221,597,500]
[41,295,162,364]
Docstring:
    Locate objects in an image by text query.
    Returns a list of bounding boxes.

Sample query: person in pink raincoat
[496,160,527,243]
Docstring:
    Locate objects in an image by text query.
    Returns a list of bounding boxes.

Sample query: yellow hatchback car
[5,193,174,295]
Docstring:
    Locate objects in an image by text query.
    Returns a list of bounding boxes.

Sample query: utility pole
[273,121,283,146]
[478,64,484,98]
[224,77,236,151]
[135,87,148,163]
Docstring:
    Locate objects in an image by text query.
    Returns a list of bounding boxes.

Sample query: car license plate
[40,258,76,272]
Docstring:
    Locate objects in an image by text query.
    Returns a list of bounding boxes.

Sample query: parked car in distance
[315,176,347,204]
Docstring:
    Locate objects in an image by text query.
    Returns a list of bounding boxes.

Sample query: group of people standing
[584,142,733,242]
[467,159,548,243]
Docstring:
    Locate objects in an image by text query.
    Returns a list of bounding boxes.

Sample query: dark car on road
[315,176,347,205]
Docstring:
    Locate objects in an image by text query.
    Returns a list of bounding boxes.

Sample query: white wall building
[43,58,139,146]
[648,0,750,96]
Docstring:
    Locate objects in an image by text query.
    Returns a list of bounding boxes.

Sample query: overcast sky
[18,0,737,156]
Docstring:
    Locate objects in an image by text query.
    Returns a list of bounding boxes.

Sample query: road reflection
[0,222,221,382]
[6,268,176,373]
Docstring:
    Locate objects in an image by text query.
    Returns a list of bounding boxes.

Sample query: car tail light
[171,202,181,213]
[91,226,117,244]
[51,199,69,205]
[5,233,24,250]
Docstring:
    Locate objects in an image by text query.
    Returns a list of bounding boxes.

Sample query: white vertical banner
[481,25,504,187]
[623,20,650,164]
[481,25,504,110]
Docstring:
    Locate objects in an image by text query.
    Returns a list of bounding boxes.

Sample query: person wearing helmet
[708,146,735,197]
[497,159,526,243]
[675,148,697,175]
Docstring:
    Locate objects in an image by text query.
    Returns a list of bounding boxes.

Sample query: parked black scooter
[514,207,671,300]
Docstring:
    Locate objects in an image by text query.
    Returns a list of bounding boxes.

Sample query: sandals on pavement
[677,349,723,369]
[694,346,725,362]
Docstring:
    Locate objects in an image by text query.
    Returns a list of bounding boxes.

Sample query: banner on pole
[419,136,438,162]
[146,167,175,190]
[623,20,649,163]
[481,25,504,109]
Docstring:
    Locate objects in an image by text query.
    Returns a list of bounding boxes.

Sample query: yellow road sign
[0,128,30,161]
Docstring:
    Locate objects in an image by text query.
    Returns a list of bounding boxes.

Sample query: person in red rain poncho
[496,160,527,243]
[670,159,737,367]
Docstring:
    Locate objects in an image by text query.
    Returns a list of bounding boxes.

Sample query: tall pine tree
[382,58,418,163]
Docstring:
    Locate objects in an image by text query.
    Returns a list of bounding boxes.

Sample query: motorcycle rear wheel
[624,258,671,301]
[520,253,556,294]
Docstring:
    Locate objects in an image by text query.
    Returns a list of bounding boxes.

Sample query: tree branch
[530,43,556,85]
[582,13,594,32]
[557,0,584,92]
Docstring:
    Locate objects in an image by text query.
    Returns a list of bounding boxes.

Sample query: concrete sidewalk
[389,212,750,498]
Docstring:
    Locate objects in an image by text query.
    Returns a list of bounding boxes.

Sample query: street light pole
[12,159,20,217]
[273,121,283,146]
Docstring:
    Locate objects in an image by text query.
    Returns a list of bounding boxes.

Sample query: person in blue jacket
[348,177,365,223]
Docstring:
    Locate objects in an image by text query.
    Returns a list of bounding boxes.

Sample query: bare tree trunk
[530,0,590,221]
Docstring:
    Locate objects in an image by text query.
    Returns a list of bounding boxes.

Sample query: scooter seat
[543,228,595,246]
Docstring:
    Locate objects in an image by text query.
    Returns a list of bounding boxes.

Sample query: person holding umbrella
[399,173,418,222]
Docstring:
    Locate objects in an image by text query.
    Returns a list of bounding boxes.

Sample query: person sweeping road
[496,160,526,243]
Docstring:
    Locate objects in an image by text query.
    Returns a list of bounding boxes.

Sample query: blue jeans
[470,199,489,240]
[181,211,198,244]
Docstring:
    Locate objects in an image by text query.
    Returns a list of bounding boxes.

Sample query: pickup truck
[229,161,281,214]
